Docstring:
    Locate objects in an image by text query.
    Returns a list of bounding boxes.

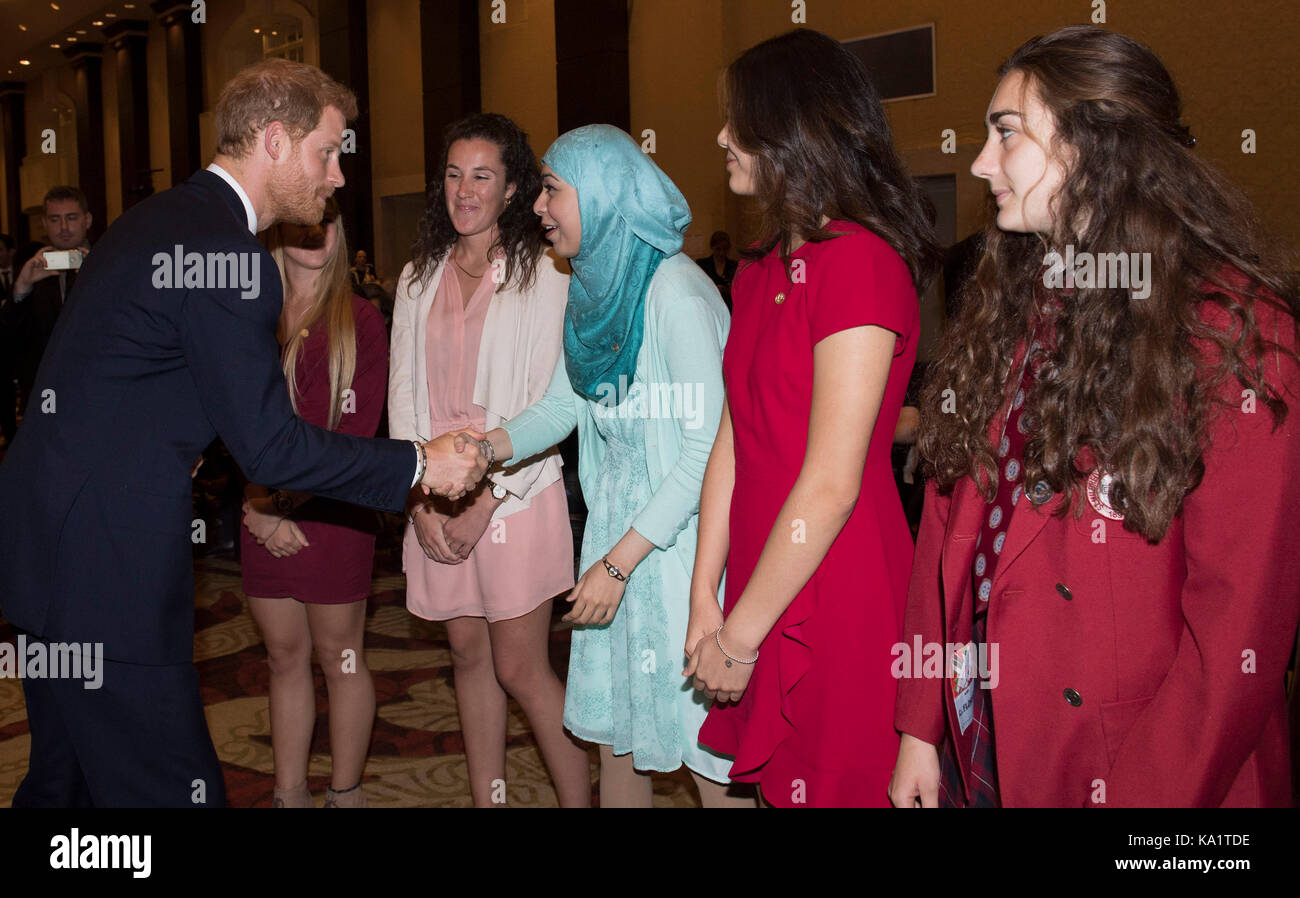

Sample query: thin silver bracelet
[715,624,759,668]
[411,440,427,484]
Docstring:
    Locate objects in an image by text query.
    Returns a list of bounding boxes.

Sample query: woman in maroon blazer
[890,26,1300,807]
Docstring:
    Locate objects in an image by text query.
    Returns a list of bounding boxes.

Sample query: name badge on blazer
[951,643,976,734]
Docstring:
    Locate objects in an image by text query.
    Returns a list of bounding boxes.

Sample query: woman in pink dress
[389,114,590,807]
[240,197,389,808]
[686,29,941,806]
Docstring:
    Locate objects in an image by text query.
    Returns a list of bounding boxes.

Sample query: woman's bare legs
[305,600,374,795]
[489,600,592,807]
[445,615,508,807]
[692,772,757,808]
[597,744,654,807]
[248,596,315,805]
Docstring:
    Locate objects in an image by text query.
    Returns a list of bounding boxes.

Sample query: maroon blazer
[896,296,1300,807]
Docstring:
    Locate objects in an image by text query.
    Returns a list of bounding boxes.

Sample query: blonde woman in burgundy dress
[241,198,389,808]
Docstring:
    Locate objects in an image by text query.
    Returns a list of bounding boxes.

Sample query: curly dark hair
[919,25,1299,541]
[722,28,941,292]
[409,113,545,293]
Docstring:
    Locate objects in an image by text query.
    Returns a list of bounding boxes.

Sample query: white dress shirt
[205,163,258,233]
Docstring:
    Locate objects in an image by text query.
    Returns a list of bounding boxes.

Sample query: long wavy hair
[722,28,940,291]
[920,25,1299,540]
[264,196,357,431]
[409,113,546,293]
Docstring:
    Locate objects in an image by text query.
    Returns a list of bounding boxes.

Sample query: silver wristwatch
[490,480,508,501]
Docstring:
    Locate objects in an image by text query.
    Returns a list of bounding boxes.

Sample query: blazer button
[1056,583,1072,601]
[1029,480,1054,505]
[1063,688,1083,707]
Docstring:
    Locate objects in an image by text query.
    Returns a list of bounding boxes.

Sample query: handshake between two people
[418,428,495,500]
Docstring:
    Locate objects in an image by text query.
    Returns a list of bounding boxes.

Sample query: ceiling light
[91,20,103,26]
[19,59,31,66]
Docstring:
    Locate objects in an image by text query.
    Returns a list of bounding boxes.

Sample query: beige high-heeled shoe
[272,780,313,808]
[323,782,367,808]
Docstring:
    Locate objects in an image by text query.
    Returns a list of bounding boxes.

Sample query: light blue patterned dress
[562,381,730,780]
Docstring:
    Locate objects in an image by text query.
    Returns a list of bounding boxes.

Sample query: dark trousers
[12,637,227,808]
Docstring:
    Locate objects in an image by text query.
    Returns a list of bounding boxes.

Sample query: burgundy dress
[240,295,388,604]
[697,222,918,806]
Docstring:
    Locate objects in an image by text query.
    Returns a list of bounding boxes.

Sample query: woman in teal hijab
[475,125,750,806]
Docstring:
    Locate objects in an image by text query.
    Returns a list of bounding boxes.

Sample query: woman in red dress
[240,198,390,808]
[890,26,1300,807]
[686,29,940,807]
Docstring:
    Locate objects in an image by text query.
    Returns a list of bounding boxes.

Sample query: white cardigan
[387,252,570,519]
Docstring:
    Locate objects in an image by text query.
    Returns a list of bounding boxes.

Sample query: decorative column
[62,42,106,239]
[554,0,629,133]
[319,0,375,257]
[105,19,153,209]
[152,0,203,184]
[0,82,28,243]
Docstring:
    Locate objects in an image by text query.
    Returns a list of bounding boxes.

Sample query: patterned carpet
[0,503,701,808]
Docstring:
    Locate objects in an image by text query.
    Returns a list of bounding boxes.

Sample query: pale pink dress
[403,267,575,621]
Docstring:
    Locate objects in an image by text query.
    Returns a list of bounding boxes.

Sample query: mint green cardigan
[503,252,730,584]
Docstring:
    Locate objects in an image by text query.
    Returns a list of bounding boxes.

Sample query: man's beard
[268,153,327,227]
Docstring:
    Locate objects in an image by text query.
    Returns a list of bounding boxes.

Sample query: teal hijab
[542,124,691,403]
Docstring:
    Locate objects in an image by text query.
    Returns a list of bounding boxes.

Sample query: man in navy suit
[0,59,486,807]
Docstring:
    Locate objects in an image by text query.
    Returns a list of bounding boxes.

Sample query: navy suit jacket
[0,170,413,665]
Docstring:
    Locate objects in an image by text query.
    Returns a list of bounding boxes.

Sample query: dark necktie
[60,268,77,305]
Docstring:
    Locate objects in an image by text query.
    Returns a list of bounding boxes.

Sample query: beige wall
[628,0,729,260]
[366,0,426,279]
[479,0,559,164]
[103,46,121,224]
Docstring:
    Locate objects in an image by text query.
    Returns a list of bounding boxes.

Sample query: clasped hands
[417,429,491,500]
[242,494,310,559]
[408,428,498,565]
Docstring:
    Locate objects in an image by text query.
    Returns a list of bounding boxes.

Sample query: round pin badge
[1086,468,1124,521]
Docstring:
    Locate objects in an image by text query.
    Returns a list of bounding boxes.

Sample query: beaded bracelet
[715,624,759,668]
